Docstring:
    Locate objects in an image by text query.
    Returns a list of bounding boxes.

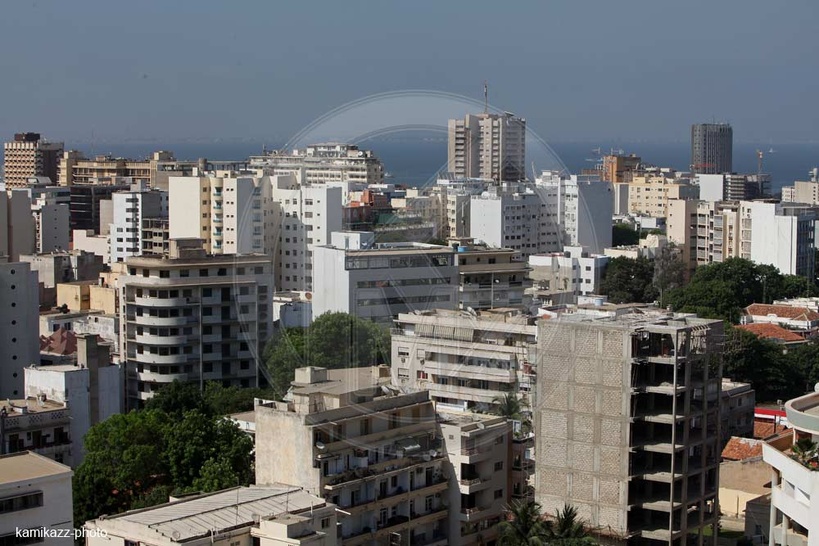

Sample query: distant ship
[385,171,395,179]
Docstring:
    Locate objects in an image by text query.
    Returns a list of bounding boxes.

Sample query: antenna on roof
[483,81,489,114]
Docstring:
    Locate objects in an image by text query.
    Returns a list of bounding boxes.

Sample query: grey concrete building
[535,308,724,546]
[691,123,733,175]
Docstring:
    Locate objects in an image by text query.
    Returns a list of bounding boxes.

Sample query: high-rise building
[69,181,131,233]
[109,182,168,263]
[535,309,724,546]
[391,308,537,412]
[691,123,733,174]
[3,133,63,188]
[250,143,385,187]
[0,189,36,260]
[448,113,526,182]
[312,232,458,324]
[626,171,699,218]
[255,366,450,546]
[117,240,273,409]
[0,260,40,400]
[762,391,819,546]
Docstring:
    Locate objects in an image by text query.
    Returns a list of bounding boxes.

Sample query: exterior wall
[110,189,167,263]
[448,113,526,182]
[691,123,733,175]
[72,230,110,263]
[528,248,610,297]
[3,136,63,187]
[0,453,73,545]
[6,190,36,261]
[572,178,614,254]
[793,181,819,205]
[35,203,70,253]
[0,261,40,399]
[696,174,725,202]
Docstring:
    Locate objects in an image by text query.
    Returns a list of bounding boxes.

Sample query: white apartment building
[312,232,458,324]
[762,391,819,546]
[391,309,538,412]
[24,334,122,466]
[0,259,40,400]
[117,241,273,409]
[250,143,385,186]
[0,397,72,466]
[109,182,168,263]
[169,171,268,255]
[270,175,343,292]
[85,486,337,546]
[528,246,610,298]
[255,367,450,546]
[535,171,614,254]
[439,412,512,546]
[0,452,73,546]
[433,176,491,239]
[448,113,526,182]
[470,183,553,259]
[668,199,816,278]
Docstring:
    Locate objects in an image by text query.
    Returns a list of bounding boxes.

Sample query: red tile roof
[744,303,819,322]
[754,420,782,440]
[39,327,77,355]
[736,323,805,343]
[721,436,764,461]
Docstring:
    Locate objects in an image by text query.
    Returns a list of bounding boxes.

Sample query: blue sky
[1,0,817,144]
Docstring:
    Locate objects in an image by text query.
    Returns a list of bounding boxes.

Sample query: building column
[769,469,778,546]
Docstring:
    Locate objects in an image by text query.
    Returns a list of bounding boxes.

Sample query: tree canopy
[498,501,596,546]
[612,223,640,247]
[74,385,254,526]
[599,256,658,304]
[263,312,391,397]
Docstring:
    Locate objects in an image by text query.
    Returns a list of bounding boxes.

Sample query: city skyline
[0,1,817,144]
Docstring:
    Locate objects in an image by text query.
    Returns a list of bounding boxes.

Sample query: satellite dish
[172,531,181,540]
[315,441,326,450]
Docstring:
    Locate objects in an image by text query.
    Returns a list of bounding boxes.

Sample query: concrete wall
[718,459,770,518]
[0,261,40,399]
[255,405,320,495]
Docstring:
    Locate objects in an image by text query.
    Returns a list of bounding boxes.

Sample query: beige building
[536,309,724,546]
[391,309,537,412]
[451,238,532,310]
[255,367,449,546]
[627,172,699,218]
[250,143,385,187]
[3,133,63,188]
[448,113,526,182]
[0,452,73,545]
[602,153,642,183]
[439,412,512,546]
[84,486,338,546]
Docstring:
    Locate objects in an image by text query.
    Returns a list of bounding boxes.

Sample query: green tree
[652,245,685,305]
[73,410,170,525]
[722,325,802,402]
[498,500,549,546]
[146,380,277,418]
[600,256,658,304]
[545,505,596,546]
[144,381,209,417]
[612,223,640,246]
[263,313,390,397]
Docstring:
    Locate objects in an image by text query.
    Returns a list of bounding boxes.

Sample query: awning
[395,437,422,452]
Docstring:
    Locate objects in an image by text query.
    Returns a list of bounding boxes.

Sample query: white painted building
[0,260,40,399]
[109,182,168,263]
[528,246,610,297]
[762,391,819,546]
[270,175,343,292]
[272,292,313,328]
[24,334,122,466]
[448,112,526,182]
[71,229,110,263]
[695,173,726,202]
[0,452,73,546]
[313,232,458,324]
[744,201,816,278]
[249,142,385,186]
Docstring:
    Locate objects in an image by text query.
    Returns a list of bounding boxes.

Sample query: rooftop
[290,366,391,397]
[0,397,67,414]
[721,437,764,461]
[736,323,805,343]
[744,303,819,322]
[92,485,326,542]
[0,451,72,485]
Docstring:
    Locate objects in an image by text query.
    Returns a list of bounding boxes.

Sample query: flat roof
[0,451,72,485]
[99,485,325,541]
[291,367,390,397]
[0,397,66,414]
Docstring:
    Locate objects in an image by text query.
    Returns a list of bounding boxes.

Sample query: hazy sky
[1,0,817,145]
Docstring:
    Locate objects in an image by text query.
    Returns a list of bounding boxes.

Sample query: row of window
[357,295,451,307]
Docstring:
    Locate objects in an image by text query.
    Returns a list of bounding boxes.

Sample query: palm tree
[492,393,531,436]
[498,500,549,546]
[545,505,596,546]
[792,437,818,465]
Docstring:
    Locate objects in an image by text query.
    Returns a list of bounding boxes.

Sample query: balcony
[763,443,818,530]
[324,450,443,491]
[321,421,434,454]
[339,479,448,515]
[424,361,515,383]
[458,476,492,494]
[428,383,503,404]
[127,314,197,327]
[459,501,502,523]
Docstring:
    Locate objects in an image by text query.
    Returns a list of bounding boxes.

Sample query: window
[494,489,504,499]
[320,517,330,529]
[0,492,43,514]
[494,461,504,471]
[424,495,434,511]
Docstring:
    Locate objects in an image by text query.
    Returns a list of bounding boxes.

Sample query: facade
[141,217,170,256]
[273,291,313,328]
[33,203,70,254]
[72,229,110,263]
[69,181,131,232]
[691,123,733,174]
[724,173,771,201]
[0,260,40,399]
[391,309,538,412]
[439,412,512,545]
[312,232,458,324]
[0,397,72,466]
[744,201,815,278]
[109,182,168,263]
[720,380,755,444]
[536,310,724,546]
[24,334,121,466]
[3,133,63,188]
[19,250,104,289]
[255,367,450,546]
[528,246,610,298]
[762,391,819,546]
[250,143,385,187]
[451,238,532,310]
[117,241,273,409]
[448,113,526,182]
[0,189,36,260]
[602,153,642,183]
[85,486,338,546]
[0,452,73,546]
[627,172,699,219]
